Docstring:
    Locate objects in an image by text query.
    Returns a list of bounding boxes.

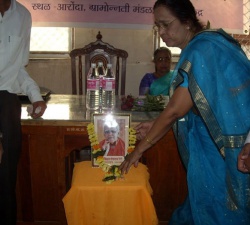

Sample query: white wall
[26,28,163,96]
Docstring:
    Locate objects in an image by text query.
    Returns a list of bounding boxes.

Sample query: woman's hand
[238,143,250,173]
[135,120,155,140]
[119,148,143,175]
[119,120,155,174]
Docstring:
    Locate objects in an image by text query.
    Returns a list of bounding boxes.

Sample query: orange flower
[93,144,100,150]
[127,147,134,153]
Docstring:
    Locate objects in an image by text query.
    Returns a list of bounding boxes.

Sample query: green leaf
[102,176,116,182]
[92,150,105,158]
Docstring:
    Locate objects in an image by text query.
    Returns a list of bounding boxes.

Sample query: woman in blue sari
[139,47,173,96]
[120,0,250,224]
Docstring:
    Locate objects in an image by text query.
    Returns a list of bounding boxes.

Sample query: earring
[186,26,190,30]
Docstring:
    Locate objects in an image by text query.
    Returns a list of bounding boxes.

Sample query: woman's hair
[153,0,204,33]
[153,47,172,61]
[153,47,172,73]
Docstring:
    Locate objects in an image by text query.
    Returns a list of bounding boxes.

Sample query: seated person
[139,47,173,96]
[99,121,125,156]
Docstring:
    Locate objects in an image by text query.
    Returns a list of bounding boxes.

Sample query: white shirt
[0,0,42,103]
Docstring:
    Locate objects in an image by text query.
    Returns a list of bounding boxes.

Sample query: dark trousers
[0,91,22,225]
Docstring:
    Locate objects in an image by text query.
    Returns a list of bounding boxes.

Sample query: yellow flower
[90,136,98,143]
[129,136,136,141]
[129,127,136,134]
[90,140,99,146]
[96,156,104,162]
[129,128,137,145]
[100,163,110,172]
[129,140,136,145]
[113,167,121,177]
[87,123,95,134]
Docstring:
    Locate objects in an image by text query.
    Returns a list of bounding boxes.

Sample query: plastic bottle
[97,62,105,110]
[103,64,115,109]
[97,61,105,77]
[86,63,99,110]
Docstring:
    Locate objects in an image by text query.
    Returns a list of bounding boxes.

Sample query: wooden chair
[65,146,91,192]
[70,31,128,95]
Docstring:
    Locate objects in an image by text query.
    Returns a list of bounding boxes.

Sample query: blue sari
[150,71,173,96]
[139,71,173,96]
[139,73,156,95]
[169,29,250,225]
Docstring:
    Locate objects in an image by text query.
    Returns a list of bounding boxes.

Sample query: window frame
[153,30,181,63]
[29,27,75,59]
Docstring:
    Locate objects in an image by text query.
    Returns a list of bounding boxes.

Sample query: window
[159,38,181,55]
[30,27,73,58]
[153,30,181,62]
[155,31,250,61]
[158,33,250,60]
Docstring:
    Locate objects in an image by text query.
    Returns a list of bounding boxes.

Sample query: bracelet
[145,136,154,146]
[245,132,250,144]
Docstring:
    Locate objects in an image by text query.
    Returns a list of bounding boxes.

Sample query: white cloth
[0,0,42,103]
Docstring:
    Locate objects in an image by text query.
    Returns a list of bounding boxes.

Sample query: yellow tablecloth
[63,161,158,225]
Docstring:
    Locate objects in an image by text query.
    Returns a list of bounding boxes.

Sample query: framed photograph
[91,113,131,167]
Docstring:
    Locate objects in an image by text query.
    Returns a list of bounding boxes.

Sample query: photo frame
[91,113,131,167]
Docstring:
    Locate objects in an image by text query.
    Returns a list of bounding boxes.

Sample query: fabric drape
[169,29,250,225]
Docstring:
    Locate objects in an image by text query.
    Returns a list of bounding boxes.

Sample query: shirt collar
[6,0,16,14]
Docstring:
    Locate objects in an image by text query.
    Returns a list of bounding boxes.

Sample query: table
[17,94,187,225]
[63,161,158,225]
[21,94,161,125]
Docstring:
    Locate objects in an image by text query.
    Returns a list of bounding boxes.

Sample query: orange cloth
[63,161,158,225]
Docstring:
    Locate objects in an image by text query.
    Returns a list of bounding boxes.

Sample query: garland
[87,123,137,183]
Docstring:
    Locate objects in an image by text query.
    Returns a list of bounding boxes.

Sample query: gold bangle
[145,136,154,146]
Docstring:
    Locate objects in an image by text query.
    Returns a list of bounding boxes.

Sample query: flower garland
[87,123,137,183]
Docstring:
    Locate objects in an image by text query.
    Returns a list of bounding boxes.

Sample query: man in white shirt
[0,1,47,224]
[238,132,250,173]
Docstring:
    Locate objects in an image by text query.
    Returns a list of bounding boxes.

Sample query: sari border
[179,60,225,157]
[170,59,247,158]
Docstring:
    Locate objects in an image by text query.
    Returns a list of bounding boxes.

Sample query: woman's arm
[238,132,250,173]
[120,86,193,174]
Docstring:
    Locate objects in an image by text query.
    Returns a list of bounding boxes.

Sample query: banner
[17,0,247,34]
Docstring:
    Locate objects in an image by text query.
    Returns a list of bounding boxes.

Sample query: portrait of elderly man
[99,119,125,156]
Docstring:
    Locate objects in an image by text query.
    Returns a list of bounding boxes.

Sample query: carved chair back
[70,31,128,95]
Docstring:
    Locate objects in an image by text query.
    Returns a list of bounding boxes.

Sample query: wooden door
[17,126,61,225]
